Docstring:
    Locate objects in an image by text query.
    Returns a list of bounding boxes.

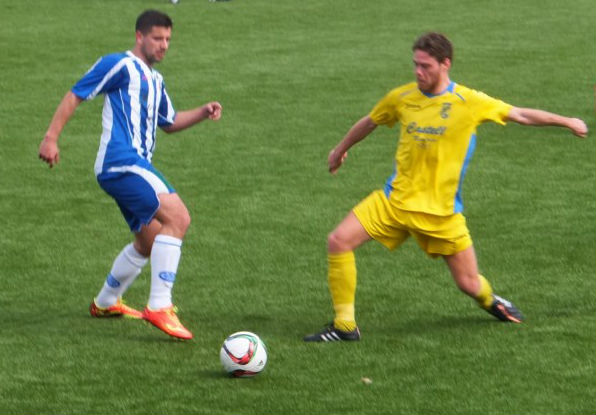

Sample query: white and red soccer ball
[219,331,268,377]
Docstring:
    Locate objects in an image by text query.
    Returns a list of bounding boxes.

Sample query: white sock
[148,234,182,310]
[96,243,148,308]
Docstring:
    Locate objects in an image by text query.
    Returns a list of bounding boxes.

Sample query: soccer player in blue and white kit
[38,10,221,340]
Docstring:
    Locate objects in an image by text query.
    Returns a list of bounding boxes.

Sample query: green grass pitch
[0,0,594,413]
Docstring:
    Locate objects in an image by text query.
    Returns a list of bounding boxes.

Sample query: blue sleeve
[71,53,127,100]
[157,81,176,127]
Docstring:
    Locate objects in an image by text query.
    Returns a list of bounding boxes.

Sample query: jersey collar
[420,80,455,98]
[126,50,154,73]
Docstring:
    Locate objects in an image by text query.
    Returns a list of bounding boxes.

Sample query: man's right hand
[39,136,60,168]
[328,148,348,174]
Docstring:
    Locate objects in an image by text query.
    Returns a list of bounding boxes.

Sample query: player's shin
[148,234,182,310]
[96,243,148,307]
[474,274,494,309]
[328,251,357,332]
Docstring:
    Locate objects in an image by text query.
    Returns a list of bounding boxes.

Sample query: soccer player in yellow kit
[304,32,588,342]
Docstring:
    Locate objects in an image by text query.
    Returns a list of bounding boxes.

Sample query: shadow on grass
[390,314,498,333]
[198,369,235,380]
[292,314,520,344]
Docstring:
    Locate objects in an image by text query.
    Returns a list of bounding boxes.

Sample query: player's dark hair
[412,32,453,63]
[135,10,173,34]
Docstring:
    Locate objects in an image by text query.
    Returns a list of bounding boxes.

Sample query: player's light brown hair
[412,32,453,63]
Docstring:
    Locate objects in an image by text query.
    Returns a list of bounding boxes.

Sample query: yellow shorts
[352,190,472,257]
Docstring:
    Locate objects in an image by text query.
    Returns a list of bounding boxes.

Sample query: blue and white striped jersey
[71,51,176,177]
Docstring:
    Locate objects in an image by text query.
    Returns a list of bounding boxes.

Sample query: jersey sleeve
[157,82,176,127]
[71,54,126,100]
[467,89,513,126]
[369,89,400,128]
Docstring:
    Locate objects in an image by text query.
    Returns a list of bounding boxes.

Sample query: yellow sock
[328,251,357,332]
[475,274,494,309]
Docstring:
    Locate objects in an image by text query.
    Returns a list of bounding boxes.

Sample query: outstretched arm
[162,101,222,133]
[506,107,588,138]
[328,115,377,174]
[39,91,84,167]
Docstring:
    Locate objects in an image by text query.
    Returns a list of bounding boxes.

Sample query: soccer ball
[219,331,268,377]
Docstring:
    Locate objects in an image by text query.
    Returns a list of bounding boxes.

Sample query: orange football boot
[142,305,193,340]
[89,298,143,319]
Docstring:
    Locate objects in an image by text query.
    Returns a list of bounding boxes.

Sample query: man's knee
[178,208,191,233]
[328,229,353,253]
[156,194,191,237]
[328,213,371,253]
[169,205,191,235]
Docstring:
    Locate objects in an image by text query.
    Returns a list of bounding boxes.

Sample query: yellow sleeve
[467,89,513,125]
[369,89,400,128]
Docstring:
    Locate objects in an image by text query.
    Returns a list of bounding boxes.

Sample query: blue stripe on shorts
[97,162,175,233]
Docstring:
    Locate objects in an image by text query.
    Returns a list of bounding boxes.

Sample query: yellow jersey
[369,81,512,216]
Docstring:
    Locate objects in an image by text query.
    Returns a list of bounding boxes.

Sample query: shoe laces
[117,299,137,310]
[163,306,182,323]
